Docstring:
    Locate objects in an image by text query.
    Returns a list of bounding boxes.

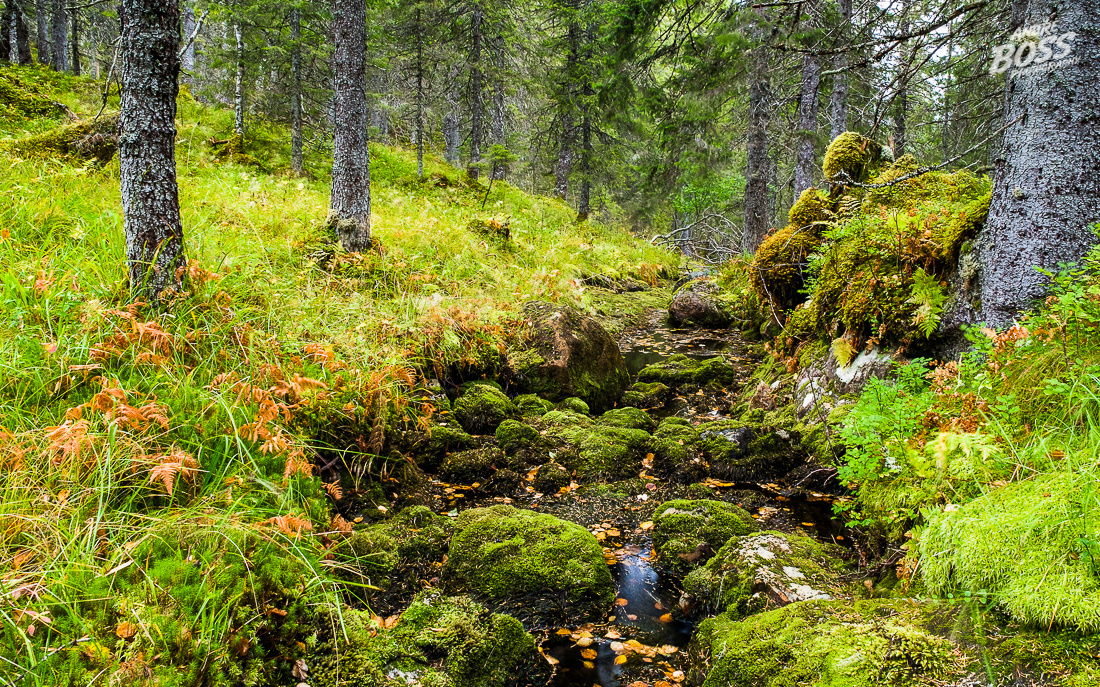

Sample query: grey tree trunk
[69,5,77,74]
[4,0,31,65]
[794,58,820,196]
[415,6,425,179]
[119,0,184,301]
[743,14,772,253]
[828,0,851,141]
[975,0,1100,327]
[892,7,910,157]
[466,3,484,180]
[490,81,506,180]
[180,6,195,74]
[49,0,64,70]
[444,106,460,165]
[329,0,371,252]
[34,0,47,64]
[290,6,303,175]
[233,21,244,136]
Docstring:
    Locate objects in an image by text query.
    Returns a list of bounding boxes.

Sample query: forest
[0,0,1098,685]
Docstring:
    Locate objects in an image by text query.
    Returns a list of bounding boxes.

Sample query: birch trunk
[119,0,184,301]
[329,0,371,252]
[233,21,244,136]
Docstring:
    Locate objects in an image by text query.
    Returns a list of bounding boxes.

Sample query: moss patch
[652,499,757,575]
[822,131,882,184]
[0,113,119,165]
[452,383,520,435]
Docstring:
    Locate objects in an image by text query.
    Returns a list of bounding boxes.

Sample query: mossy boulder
[597,406,657,432]
[533,409,650,481]
[697,419,802,482]
[750,224,823,311]
[442,505,615,624]
[620,381,669,409]
[682,531,850,617]
[0,113,119,165]
[452,383,519,435]
[636,354,739,390]
[669,279,734,328]
[335,506,454,597]
[787,187,833,230]
[406,423,474,471]
[0,68,71,119]
[514,393,555,417]
[556,396,591,415]
[822,131,882,184]
[508,301,630,412]
[440,447,505,483]
[533,462,571,494]
[495,419,539,454]
[652,499,757,575]
[310,591,548,687]
[650,417,708,482]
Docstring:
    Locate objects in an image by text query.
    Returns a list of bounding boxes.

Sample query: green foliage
[907,268,947,338]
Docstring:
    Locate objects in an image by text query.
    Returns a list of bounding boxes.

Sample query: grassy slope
[0,64,674,686]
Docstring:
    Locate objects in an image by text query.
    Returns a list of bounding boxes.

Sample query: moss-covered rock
[406,423,474,471]
[442,505,614,624]
[0,113,119,165]
[788,188,833,230]
[619,381,669,409]
[650,417,707,483]
[597,406,657,432]
[310,591,548,687]
[533,409,651,482]
[822,131,882,184]
[750,224,823,311]
[440,447,505,483]
[682,531,850,617]
[533,462,571,494]
[669,279,734,328]
[697,419,802,482]
[509,301,630,411]
[636,354,738,390]
[556,396,591,415]
[336,506,454,597]
[452,383,519,435]
[514,393,555,417]
[652,499,757,575]
[495,419,539,454]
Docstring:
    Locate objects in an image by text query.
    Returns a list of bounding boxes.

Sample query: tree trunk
[828,0,851,141]
[233,21,244,136]
[119,0,184,301]
[444,106,460,165]
[974,0,1100,328]
[490,81,506,180]
[415,6,425,179]
[180,6,195,74]
[466,3,484,180]
[577,108,591,221]
[69,5,77,74]
[34,0,47,64]
[290,5,303,175]
[49,0,64,71]
[329,0,371,252]
[743,14,772,253]
[892,6,910,157]
[794,56,821,197]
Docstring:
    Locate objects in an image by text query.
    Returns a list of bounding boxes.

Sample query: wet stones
[697,420,802,482]
[668,280,734,328]
[652,500,758,576]
[636,354,739,390]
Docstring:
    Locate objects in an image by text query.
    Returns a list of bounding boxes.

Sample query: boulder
[697,419,802,482]
[597,406,657,432]
[440,447,505,483]
[534,410,652,482]
[533,462,571,494]
[509,302,630,412]
[681,531,849,616]
[637,355,739,389]
[514,393,555,417]
[452,383,519,435]
[619,381,670,409]
[442,505,615,624]
[495,419,539,454]
[652,499,758,575]
[404,423,474,471]
[668,280,733,328]
[650,417,708,483]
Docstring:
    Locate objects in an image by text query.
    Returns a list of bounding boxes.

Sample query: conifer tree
[329,0,371,252]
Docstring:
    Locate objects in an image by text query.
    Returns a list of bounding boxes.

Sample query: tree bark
[415,6,425,179]
[69,4,77,74]
[794,58,820,197]
[444,105,460,165]
[466,3,484,180]
[743,13,772,253]
[49,0,64,70]
[975,0,1100,327]
[119,0,184,301]
[329,0,371,252]
[290,5,303,175]
[2,0,29,64]
[180,5,195,75]
[233,20,244,136]
[490,80,506,180]
[828,0,851,141]
[892,5,910,157]
[34,0,47,64]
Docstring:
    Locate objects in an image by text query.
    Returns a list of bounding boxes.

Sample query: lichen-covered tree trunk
[233,21,244,136]
[289,6,302,175]
[415,6,425,180]
[743,14,772,254]
[490,80,506,181]
[892,5,910,157]
[34,0,48,64]
[329,0,371,252]
[976,0,1100,327]
[49,0,64,70]
[554,135,573,200]
[828,0,851,140]
[68,5,78,74]
[794,54,820,197]
[444,106,460,165]
[180,5,195,75]
[466,3,484,180]
[119,0,184,301]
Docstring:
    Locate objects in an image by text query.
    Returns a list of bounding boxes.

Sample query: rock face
[509,302,631,412]
[668,280,733,328]
[442,505,615,624]
[794,346,898,419]
[652,500,758,575]
[682,531,849,616]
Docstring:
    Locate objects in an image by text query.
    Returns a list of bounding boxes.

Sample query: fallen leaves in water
[581,648,597,660]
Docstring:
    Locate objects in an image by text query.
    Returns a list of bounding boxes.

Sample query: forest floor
[2,62,1100,687]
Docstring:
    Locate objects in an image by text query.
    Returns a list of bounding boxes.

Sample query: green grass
[0,62,676,685]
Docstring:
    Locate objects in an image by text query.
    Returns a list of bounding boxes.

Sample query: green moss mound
[697,419,802,482]
[440,447,505,483]
[650,417,707,482]
[406,423,475,471]
[620,381,669,409]
[0,67,68,119]
[597,406,657,432]
[636,355,738,389]
[652,499,757,575]
[751,225,823,311]
[310,591,547,687]
[495,418,539,454]
[557,396,591,415]
[535,409,651,481]
[337,506,454,596]
[452,383,520,434]
[0,113,119,165]
[442,505,614,622]
[533,461,571,493]
[919,471,1100,632]
[788,188,833,229]
[822,131,882,184]
[515,393,555,417]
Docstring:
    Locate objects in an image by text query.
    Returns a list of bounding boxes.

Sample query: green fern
[908,268,948,338]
